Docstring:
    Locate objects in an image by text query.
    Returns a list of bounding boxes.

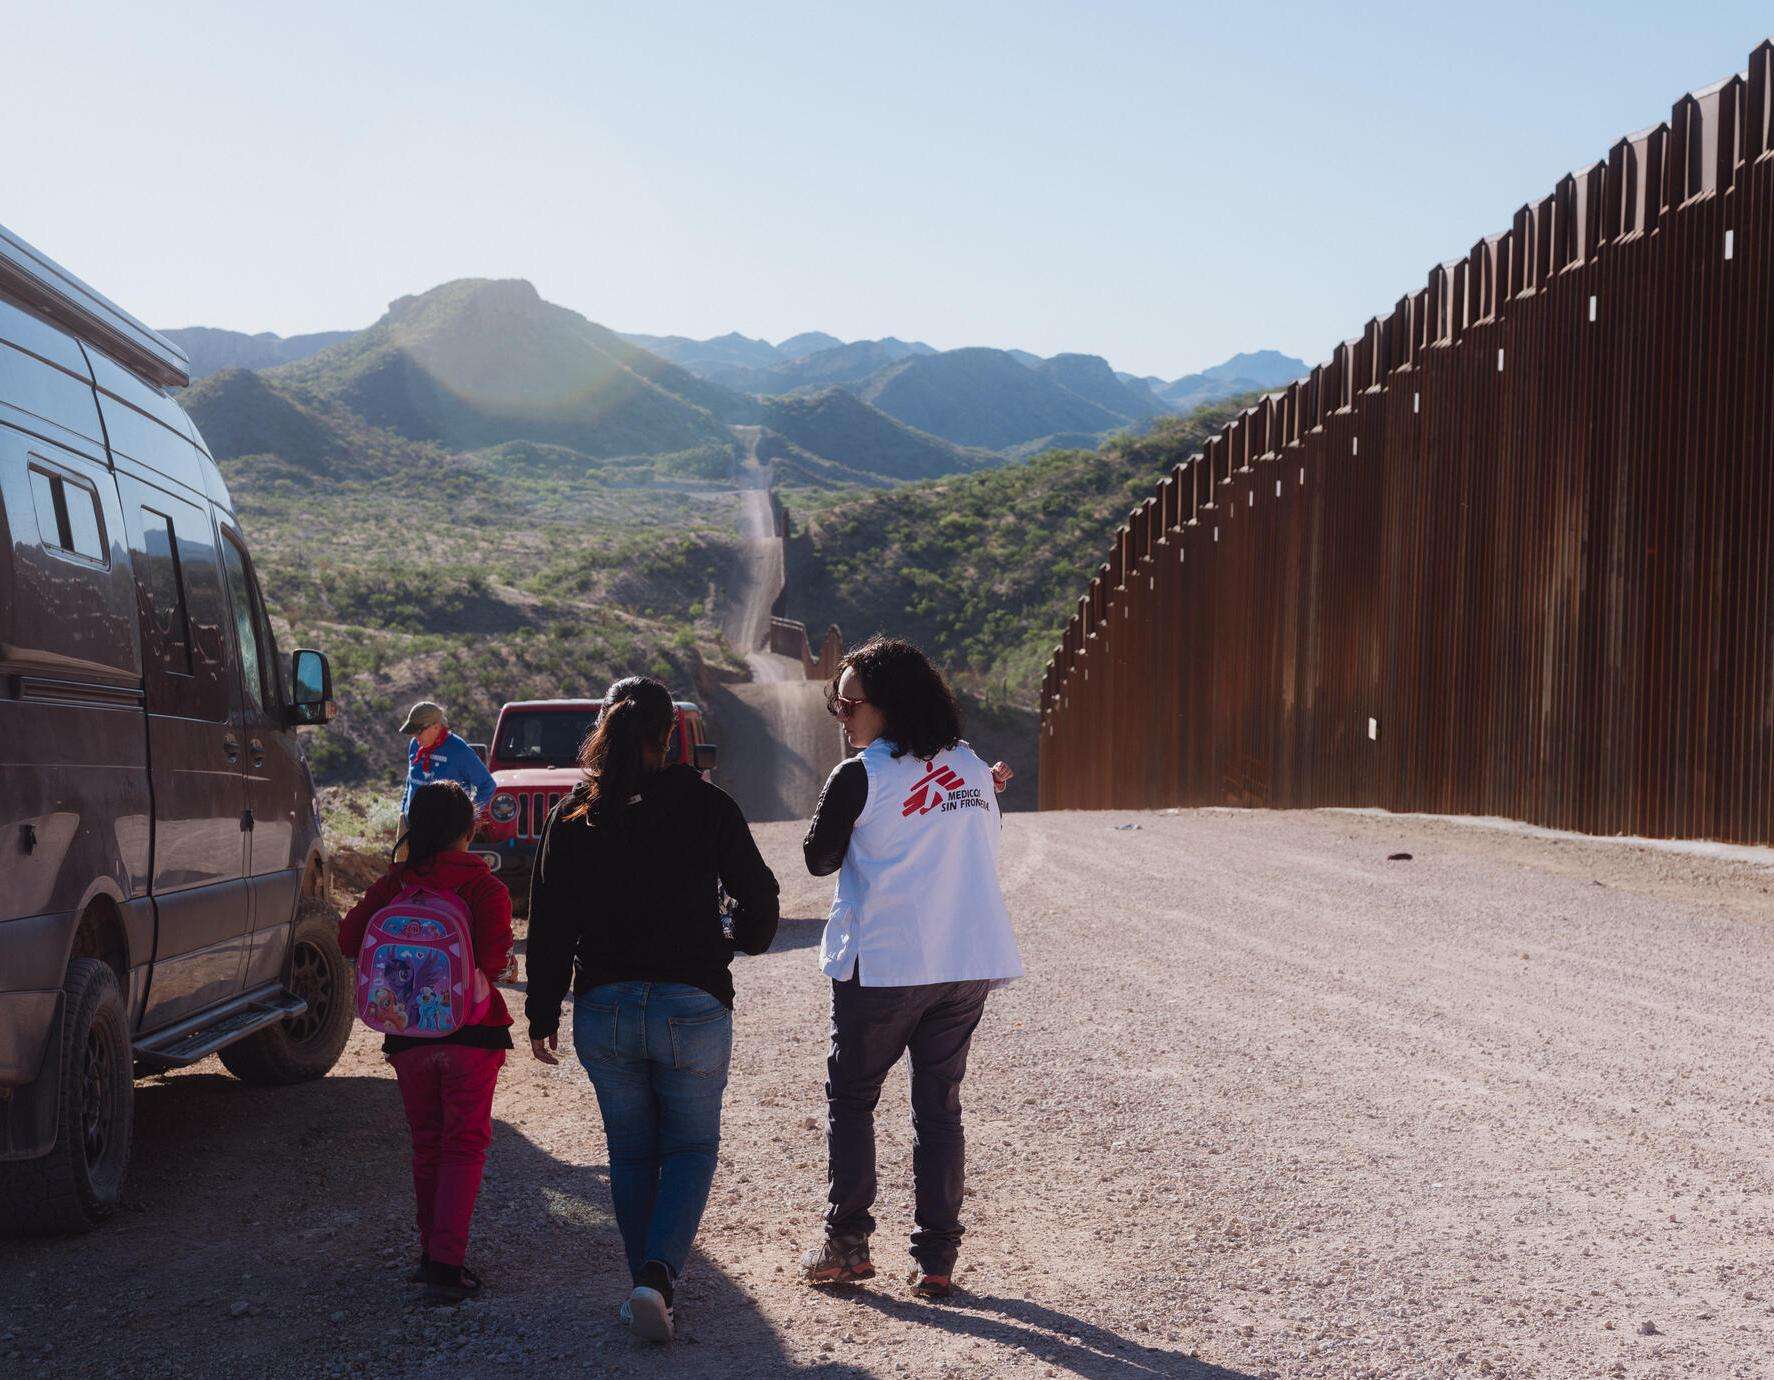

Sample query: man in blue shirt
[398,700,497,835]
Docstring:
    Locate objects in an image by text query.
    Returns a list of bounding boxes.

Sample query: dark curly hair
[828,636,963,761]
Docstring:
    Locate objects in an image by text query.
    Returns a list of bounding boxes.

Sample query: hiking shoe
[622,1288,675,1343]
[407,1252,430,1284]
[910,1268,954,1299]
[801,1238,875,1285]
[422,1262,483,1304]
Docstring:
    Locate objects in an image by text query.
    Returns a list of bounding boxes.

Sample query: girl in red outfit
[339,781,513,1303]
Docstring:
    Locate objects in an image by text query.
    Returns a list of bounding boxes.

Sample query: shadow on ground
[851,1289,1257,1379]
[772,917,828,954]
[0,1070,868,1378]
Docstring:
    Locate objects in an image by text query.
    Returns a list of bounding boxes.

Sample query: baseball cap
[398,701,445,735]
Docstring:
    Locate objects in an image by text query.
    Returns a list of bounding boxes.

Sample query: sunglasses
[828,693,870,719]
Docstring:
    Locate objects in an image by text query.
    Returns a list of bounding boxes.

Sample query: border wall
[767,616,845,680]
[1039,41,1774,844]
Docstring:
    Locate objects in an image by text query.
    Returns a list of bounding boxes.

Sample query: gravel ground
[4,808,1774,1378]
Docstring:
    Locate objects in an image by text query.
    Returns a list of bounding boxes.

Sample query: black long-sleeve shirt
[524,765,780,1039]
[803,756,869,876]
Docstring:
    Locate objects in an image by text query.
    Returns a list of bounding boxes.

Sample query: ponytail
[564,676,677,827]
[395,779,476,870]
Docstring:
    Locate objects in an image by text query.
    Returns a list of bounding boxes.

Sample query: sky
[4,2,1768,379]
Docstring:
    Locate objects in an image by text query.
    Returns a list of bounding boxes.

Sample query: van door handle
[248,738,265,767]
[241,809,255,832]
[223,734,240,763]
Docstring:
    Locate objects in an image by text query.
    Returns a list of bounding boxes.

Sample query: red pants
[390,1045,504,1267]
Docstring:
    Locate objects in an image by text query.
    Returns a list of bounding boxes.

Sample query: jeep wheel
[219,902,352,1085]
[0,959,133,1235]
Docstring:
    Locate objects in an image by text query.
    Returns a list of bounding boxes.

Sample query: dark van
[0,224,351,1233]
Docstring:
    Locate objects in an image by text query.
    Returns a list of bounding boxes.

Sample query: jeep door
[116,474,253,1030]
[216,521,310,987]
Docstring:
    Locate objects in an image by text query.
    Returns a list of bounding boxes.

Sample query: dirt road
[721,446,789,686]
[707,677,843,825]
[713,446,843,821]
[6,809,1774,1378]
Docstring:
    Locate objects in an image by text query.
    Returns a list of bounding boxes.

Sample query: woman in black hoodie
[526,676,779,1343]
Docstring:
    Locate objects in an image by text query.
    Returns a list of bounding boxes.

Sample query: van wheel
[219,902,352,1086]
[0,959,133,1235]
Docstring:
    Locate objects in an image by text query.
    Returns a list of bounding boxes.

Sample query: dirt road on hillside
[722,445,789,684]
[715,444,843,821]
[8,810,1774,1377]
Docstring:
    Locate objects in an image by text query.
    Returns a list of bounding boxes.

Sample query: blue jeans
[573,981,733,1281]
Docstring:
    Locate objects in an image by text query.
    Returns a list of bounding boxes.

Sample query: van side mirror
[289,649,335,726]
[693,742,718,773]
[469,742,489,764]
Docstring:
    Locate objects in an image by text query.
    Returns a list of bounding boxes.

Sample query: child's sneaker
[801,1237,875,1284]
[623,1261,675,1343]
[910,1267,954,1299]
[422,1262,482,1304]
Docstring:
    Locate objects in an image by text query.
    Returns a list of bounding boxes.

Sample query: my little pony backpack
[354,883,491,1038]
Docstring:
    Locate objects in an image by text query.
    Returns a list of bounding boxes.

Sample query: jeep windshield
[494,710,600,767]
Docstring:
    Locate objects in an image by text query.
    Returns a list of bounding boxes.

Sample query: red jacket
[339,851,514,1029]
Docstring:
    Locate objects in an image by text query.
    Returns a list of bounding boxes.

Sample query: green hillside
[762,338,933,393]
[183,369,362,477]
[185,368,743,787]
[761,388,992,482]
[755,431,895,490]
[1036,353,1166,421]
[781,397,1249,705]
[269,278,753,459]
[854,347,1133,450]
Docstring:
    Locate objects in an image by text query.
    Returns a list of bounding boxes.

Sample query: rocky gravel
[4,808,1773,1378]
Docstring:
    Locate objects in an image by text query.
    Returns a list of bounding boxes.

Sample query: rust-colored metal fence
[767,616,845,679]
[1039,41,1774,844]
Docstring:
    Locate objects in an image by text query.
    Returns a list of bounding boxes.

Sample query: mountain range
[167,286,1306,482]
[164,325,360,376]
[617,328,1306,417]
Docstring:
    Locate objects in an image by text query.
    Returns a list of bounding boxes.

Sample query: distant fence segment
[769,616,845,681]
[1040,41,1774,845]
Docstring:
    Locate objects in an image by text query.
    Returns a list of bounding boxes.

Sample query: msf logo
[902,762,965,818]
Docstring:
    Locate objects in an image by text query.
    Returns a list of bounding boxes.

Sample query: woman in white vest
[798,636,1022,1299]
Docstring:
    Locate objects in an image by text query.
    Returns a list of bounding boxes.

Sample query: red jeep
[474,698,717,896]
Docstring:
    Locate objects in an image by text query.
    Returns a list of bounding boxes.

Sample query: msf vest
[821,738,1024,987]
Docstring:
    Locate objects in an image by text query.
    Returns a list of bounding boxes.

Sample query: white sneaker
[623,1286,675,1343]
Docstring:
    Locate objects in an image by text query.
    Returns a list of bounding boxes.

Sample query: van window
[220,534,267,712]
[0,339,104,447]
[250,563,284,707]
[99,396,207,494]
[65,480,104,557]
[28,463,107,563]
[27,467,58,545]
[0,295,91,378]
[139,509,193,673]
[121,477,230,721]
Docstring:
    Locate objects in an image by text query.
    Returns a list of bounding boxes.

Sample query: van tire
[0,959,133,1235]
[219,903,352,1086]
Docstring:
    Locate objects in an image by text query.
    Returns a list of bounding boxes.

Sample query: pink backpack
[354,881,491,1038]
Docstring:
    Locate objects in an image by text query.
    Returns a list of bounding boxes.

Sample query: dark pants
[824,976,990,1273]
